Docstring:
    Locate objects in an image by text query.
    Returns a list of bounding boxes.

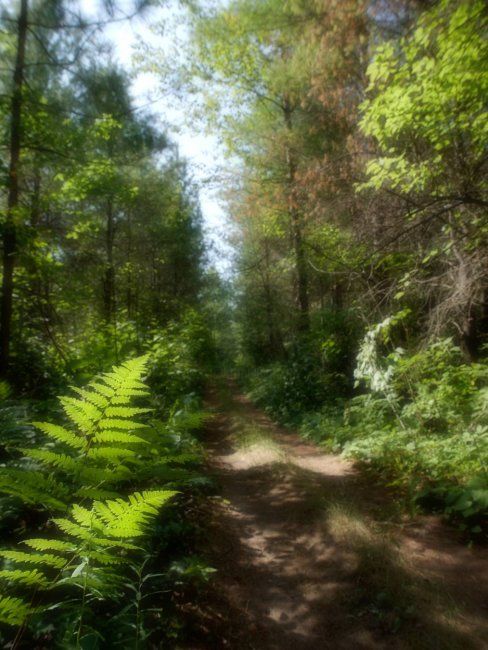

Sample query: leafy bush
[246,337,348,425]
[305,331,488,530]
[147,310,216,411]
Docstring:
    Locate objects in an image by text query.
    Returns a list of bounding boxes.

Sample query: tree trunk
[262,238,281,358]
[126,209,133,320]
[283,99,309,333]
[103,199,116,324]
[0,0,28,376]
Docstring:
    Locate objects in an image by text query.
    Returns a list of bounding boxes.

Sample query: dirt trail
[184,381,488,650]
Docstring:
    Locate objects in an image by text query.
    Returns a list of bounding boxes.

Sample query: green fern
[0,469,70,511]
[0,569,50,588]
[0,353,203,638]
[53,490,177,542]
[0,488,177,627]
[0,550,68,569]
[0,595,33,626]
[0,356,153,508]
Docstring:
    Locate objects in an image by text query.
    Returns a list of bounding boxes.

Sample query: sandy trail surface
[183,381,488,650]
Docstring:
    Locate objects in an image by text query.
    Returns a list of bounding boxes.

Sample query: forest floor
[180,379,488,650]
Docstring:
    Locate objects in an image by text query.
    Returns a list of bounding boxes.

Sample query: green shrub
[313,333,488,530]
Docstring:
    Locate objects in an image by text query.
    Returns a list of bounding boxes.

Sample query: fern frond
[71,387,109,409]
[94,490,177,538]
[51,517,138,550]
[160,453,200,465]
[74,487,120,500]
[84,551,125,565]
[53,490,176,546]
[86,447,138,461]
[79,465,132,484]
[94,431,147,444]
[49,518,92,541]
[0,550,67,569]
[59,398,97,433]
[116,389,150,397]
[101,374,146,390]
[88,382,115,398]
[32,422,85,450]
[0,568,49,588]
[0,595,32,626]
[0,470,69,511]
[23,539,74,553]
[22,449,79,472]
[60,396,102,426]
[98,419,147,430]
[71,504,95,528]
[110,396,135,405]
[104,407,151,418]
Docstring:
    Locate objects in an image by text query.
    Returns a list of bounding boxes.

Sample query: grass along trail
[184,380,488,650]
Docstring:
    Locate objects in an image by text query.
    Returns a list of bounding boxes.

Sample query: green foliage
[360,0,487,198]
[147,310,216,410]
[0,355,208,645]
[0,596,33,627]
[301,335,488,529]
[0,356,154,512]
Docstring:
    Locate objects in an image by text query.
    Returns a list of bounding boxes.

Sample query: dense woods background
[0,0,486,647]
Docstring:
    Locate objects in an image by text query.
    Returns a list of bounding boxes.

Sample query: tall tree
[0,0,28,375]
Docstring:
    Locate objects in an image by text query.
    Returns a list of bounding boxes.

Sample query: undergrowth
[244,327,488,534]
[0,354,211,648]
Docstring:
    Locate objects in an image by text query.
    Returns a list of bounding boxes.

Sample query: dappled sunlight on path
[183,380,488,650]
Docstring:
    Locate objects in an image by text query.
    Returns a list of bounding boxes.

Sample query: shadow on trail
[183,381,488,650]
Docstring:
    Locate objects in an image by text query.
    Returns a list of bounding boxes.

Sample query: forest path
[185,379,488,650]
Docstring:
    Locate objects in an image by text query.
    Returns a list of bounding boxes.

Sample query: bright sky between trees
[81,0,233,274]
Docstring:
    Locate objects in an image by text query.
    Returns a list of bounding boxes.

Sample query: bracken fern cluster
[0,355,197,645]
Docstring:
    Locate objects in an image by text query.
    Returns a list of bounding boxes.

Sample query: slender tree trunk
[261,240,275,356]
[0,0,28,376]
[283,99,309,333]
[126,209,133,319]
[103,199,116,324]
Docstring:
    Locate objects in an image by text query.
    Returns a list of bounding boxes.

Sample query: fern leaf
[98,418,147,430]
[104,406,151,418]
[50,518,92,541]
[159,453,200,465]
[22,449,79,472]
[89,382,115,398]
[59,399,95,433]
[84,551,125,565]
[74,487,121,500]
[94,431,147,444]
[71,504,96,528]
[116,389,150,397]
[80,465,132,483]
[0,595,32,626]
[110,396,133,405]
[86,447,138,461]
[0,550,67,569]
[51,517,138,550]
[71,387,109,409]
[0,470,69,511]
[33,422,85,450]
[0,568,49,588]
[60,396,102,425]
[94,490,177,538]
[23,539,74,553]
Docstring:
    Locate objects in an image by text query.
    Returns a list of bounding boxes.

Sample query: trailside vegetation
[0,1,221,646]
[150,0,487,531]
[0,0,487,645]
